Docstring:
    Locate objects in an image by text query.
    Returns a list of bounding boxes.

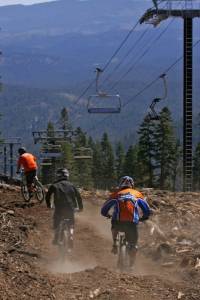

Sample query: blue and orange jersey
[101,188,150,224]
[17,153,37,173]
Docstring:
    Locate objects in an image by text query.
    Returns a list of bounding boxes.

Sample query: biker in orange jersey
[101,176,150,269]
[16,147,38,196]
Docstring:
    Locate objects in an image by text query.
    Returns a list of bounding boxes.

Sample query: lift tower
[140,0,200,191]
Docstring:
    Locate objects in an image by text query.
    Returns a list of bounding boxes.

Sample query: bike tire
[58,229,69,261]
[21,183,31,202]
[117,236,129,272]
[35,180,45,203]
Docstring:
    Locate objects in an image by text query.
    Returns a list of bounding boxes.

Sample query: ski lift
[41,144,62,153]
[145,14,168,27]
[148,98,161,120]
[87,68,121,114]
[40,152,62,159]
[74,147,93,160]
[40,159,52,166]
[148,73,167,121]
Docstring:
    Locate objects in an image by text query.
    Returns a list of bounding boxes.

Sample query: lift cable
[86,37,200,134]
[101,26,150,88]
[71,1,166,108]
[109,17,175,91]
[72,11,173,122]
[106,0,183,92]
[72,20,140,107]
[100,0,168,88]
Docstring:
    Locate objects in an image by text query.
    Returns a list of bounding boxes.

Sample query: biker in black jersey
[45,168,83,246]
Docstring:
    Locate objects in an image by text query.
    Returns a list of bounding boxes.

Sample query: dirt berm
[0,185,200,299]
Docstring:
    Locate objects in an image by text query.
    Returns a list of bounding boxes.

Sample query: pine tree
[115,142,125,181]
[171,140,182,191]
[60,141,74,178]
[123,145,138,183]
[100,132,116,189]
[58,107,72,131]
[193,143,200,190]
[47,121,55,142]
[41,122,56,184]
[74,127,87,147]
[137,115,156,187]
[92,141,103,189]
[154,107,179,189]
[73,127,93,188]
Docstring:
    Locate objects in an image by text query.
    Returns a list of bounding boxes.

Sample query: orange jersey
[109,188,144,200]
[101,187,149,223]
[17,153,37,173]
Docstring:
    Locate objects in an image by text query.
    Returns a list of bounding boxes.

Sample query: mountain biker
[16,147,38,196]
[45,168,83,247]
[101,176,150,269]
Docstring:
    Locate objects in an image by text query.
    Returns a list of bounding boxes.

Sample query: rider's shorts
[25,169,37,186]
[111,220,138,248]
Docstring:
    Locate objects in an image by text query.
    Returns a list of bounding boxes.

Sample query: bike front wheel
[21,183,31,202]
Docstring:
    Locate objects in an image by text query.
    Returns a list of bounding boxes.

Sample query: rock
[194,258,200,269]
[161,262,174,267]
[177,291,184,299]
[7,210,15,216]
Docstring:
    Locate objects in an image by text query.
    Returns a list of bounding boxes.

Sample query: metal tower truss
[140,1,200,191]
[0,138,21,178]
[140,5,200,27]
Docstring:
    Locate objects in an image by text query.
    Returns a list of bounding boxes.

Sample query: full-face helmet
[56,168,69,180]
[18,147,26,155]
[118,176,134,188]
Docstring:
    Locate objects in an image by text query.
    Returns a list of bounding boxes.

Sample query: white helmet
[56,168,69,179]
[119,176,134,188]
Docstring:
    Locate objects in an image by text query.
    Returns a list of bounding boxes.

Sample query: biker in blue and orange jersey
[101,176,150,269]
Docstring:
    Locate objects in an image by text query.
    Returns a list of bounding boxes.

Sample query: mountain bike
[57,218,74,261]
[20,170,45,203]
[116,231,130,272]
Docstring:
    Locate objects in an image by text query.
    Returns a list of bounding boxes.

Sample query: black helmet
[18,147,26,155]
[56,168,69,179]
[119,176,134,188]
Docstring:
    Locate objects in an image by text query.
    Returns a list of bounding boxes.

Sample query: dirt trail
[0,187,200,299]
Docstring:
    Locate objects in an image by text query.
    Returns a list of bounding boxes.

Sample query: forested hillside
[0,0,199,142]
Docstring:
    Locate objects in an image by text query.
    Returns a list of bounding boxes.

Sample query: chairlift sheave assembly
[87,68,122,114]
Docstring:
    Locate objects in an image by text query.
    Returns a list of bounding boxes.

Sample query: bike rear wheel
[34,179,45,203]
[117,235,129,271]
[58,228,69,261]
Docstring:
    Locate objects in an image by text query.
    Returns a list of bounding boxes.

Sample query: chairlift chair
[148,73,167,121]
[87,94,121,114]
[148,98,161,120]
[87,67,122,114]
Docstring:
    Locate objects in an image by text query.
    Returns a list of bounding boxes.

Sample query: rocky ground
[0,184,200,299]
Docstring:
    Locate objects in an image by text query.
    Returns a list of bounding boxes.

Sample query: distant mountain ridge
[0,0,148,35]
[0,0,199,142]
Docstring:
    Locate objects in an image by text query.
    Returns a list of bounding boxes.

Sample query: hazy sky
[0,0,56,6]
